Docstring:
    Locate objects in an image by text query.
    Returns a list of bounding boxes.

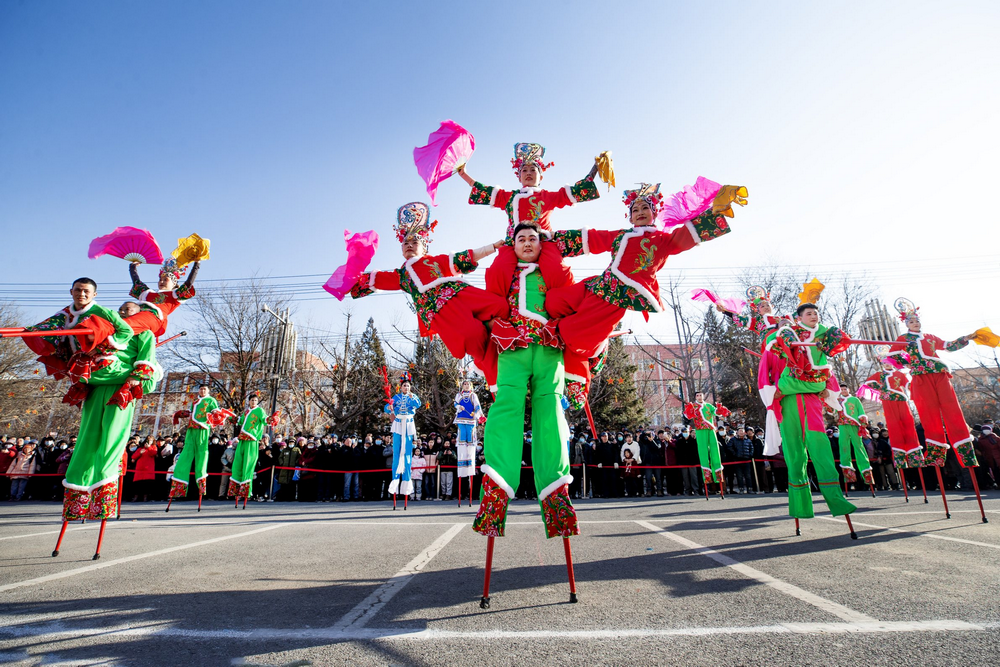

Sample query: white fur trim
[62,474,118,493]
[684,220,701,245]
[140,300,164,319]
[605,227,663,312]
[538,474,574,501]
[488,186,500,207]
[229,474,252,485]
[403,256,468,294]
[581,228,590,254]
[563,184,577,205]
[952,436,973,447]
[564,372,587,383]
[924,437,950,449]
[516,263,548,324]
[481,464,516,498]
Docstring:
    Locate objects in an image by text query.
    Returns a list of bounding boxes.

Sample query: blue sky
[2,1,998,365]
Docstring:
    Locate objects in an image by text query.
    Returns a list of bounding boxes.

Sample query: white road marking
[816,516,1000,550]
[0,619,987,642]
[635,520,876,623]
[331,523,465,630]
[0,525,96,541]
[0,524,286,594]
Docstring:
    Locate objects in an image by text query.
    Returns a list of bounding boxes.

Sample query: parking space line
[635,520,876,623]
[0,524,286,594]
[815,516,1000,550]
[332,523,465,631]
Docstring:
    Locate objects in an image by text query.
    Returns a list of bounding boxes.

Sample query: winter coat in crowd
[6,446,37,479]
[727,436,754,461]
[131,444,158,482]
[276,445,300,484]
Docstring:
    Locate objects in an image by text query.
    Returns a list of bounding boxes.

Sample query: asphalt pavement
[1,488,998,666]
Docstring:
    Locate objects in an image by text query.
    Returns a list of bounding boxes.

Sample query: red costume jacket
[888,332,968,376]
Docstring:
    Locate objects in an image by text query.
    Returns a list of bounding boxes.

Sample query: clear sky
[1,1,998,366]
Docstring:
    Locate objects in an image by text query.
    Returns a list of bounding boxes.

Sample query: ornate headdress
[399,371,412,384]
[393,202,437,245]
[622,183,664,219]
[511,142,553,173]
[159,258,187,282]
[797,278,825,306]
[745,285,772,314]
[894,297,919,323]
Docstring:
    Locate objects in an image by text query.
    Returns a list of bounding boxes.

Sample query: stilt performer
[330,203,509,387]
[228,394,269,507]
[888,298,991,523]
[168,384,231,511]
[386,373,421,508]
[454,378,485,506]
[827,385,874,490]
[473,223,579,608]
[764,280,859,539]
[457,142,609,288]
[546,178,746,406]
[683,392,731,495]
[859,350,924,504]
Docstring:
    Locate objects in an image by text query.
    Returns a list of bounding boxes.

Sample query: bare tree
[165,277,291,412]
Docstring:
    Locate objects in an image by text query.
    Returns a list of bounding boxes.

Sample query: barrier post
[269,465,276,500]
[751,459,761,492]
[581,462,587,499]
[437,463,441,499]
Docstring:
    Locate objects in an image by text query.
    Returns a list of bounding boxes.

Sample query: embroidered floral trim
[841,467,857,483]
[469,181,494,206]
[690,211,731,242]
[540,484,579,538]
[924,443,948,467]
[472,475,509,537]
[228,479,250,499]
[169,478,188,499]
[893,448,924,468]
[955,440,978,467]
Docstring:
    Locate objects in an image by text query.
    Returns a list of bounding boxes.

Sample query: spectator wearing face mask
[410,448,426,501]
[298,439,319,502]
[55,441,73,480]
[7,441,37,501]
[596,432,620,498]
[0,441,16,500]
[438,439,457,500]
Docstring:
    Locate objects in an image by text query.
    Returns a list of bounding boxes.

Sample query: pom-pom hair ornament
[894,297,919,323]
[88,227,164,265]
[622,183,665,219]
[393,202,437,245]
[511,142,553,174]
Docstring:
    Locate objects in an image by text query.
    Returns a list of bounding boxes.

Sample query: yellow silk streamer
[798,278,825,306]
[595,151,615,190]
[972,326,1000,348]
[172,233,211,267]
[711,185,749,217]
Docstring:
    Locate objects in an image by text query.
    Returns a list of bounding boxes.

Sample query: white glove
[614,463,619,469]
[597,463,603,469]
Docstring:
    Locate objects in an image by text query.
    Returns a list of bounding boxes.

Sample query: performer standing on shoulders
[386,374,421,507]
[127,259,200,337]
[454,378,484,506]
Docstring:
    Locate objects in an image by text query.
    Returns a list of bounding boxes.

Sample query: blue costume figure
[385,374,421,499]
[453,379,484,505]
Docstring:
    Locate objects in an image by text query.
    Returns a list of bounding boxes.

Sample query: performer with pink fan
[413,120,476,206]
[545,179,747,406]
[330,202,509,387]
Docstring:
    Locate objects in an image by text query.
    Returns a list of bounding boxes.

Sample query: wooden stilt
[968,470,988,523]
[901,468,910,502]
[844,514,858,540]
[917,467,929,503]
[457,475,461,507]
[52,520,69,557]
[93,519,107,560]
[563,537,578,603]
[480,535,495,609]
[165,498,173,513]
[197,492,202,512]
[468,477,473,507]
[794,518,801,536]
[933,466,950,519]
[242,495,247,510]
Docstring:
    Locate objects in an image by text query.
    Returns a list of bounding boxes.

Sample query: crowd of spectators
[2,417,999,504]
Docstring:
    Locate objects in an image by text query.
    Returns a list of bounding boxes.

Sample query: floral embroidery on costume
[541,485,580,539]
[472,476,509,537]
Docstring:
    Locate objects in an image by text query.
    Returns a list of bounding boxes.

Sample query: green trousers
[228,439,259,498]
[694,429,723,483]
[482,344,571,502]
[65,384,136,492]
[838,425,871,474]
[779,393,856,519]
[172,426,210,489]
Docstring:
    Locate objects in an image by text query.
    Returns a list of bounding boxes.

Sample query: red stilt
[116,451,127,520]
[197,492,202,513]
[403,490,408,510]
[844,514,858,540]
[703,473,710,501]
[718,473,725,500]
[93,519,107,560]
[917,467,929,503]
[794,518,801,536]
[468,477,473,507]
[165,498,173,513]
[901,469,910,502]
[968,469,988,523]
[563,537,578,603]
[393,492,397,511]
[52,520,69,557]
[842,476,849,497]
[242,495,247,510]
[234,497,239,509]
[457,475,461,507]
[933,466,950,519]
[480,535,495,609]
[868,483,876,498]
